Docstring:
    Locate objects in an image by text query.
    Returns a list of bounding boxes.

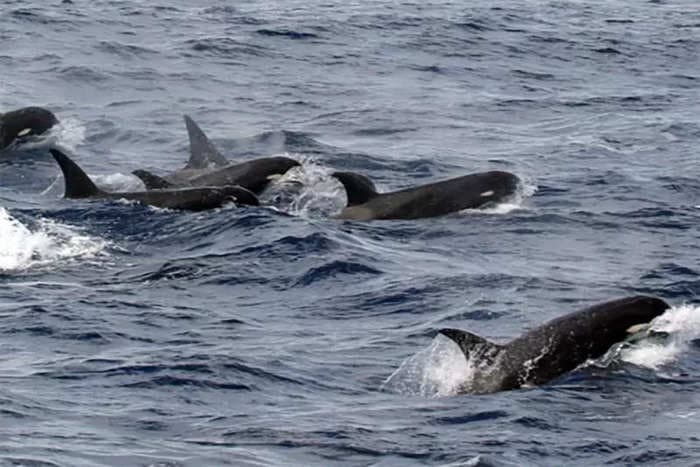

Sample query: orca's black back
[501,296,670,389]
[187,157,299,194]
[366,171,519,220]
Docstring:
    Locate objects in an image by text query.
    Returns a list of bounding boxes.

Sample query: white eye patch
[17,128,32,137]
[480,190,494,197]
[626,323,651,334]
[267,174,283,181]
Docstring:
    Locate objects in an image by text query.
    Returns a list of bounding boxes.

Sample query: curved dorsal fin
[49,149,103,198]
[132,169,173,189]
[184,115,229,169]
[331,172,379,206]
[439,328,501,360]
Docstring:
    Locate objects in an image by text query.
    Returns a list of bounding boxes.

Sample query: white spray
[0,207,108,271]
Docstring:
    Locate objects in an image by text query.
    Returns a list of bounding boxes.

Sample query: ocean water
[1,1,699,466]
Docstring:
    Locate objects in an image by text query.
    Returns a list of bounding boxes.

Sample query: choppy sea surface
[1,1,699,465]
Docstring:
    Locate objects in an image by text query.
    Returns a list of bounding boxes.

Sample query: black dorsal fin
[184,115,229,169]
[331,172,379,206]
[439,328,501,360]
[132,169,173,189]
[49,149,103,198]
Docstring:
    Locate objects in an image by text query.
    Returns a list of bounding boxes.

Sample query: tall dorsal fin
[49,149,103,198]
[132,169,173,189]
[184,115,229,169]
[331,172,379,206]
[439,328,502,360]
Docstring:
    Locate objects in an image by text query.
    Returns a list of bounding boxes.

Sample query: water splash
[262,153,345,217]
[52,116,86,153]
[42,172,146,197]
[0,207,108,271]
[621,304,700,370]
[91,173,146,192]
[5,116,86,153]
[381,335,470,397]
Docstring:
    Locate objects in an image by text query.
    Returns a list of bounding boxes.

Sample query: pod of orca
[1,105,681,395]
[132,116,301,194]
[50,148,260,211]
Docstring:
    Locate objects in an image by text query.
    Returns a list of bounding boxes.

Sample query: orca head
[256,156,301,180]
[610,295,670,337]
[275,156,301,173]
[225,185,260,207]
[557,295,672,357]
[331,171,379,207]
[0,107,58,149]
[249,157,302,193]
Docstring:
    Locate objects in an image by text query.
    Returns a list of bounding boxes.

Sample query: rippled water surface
[1,1,699,465]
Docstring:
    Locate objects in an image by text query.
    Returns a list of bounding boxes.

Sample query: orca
[439,295,670,394]
[49,149,259,211]
[0,107,58,149]
[132,115,300,194]
[331,170,520,220]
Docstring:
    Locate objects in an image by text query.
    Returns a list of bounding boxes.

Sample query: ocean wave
[184,37,270,58]
[256,29,320,40]
[0,207,108,272]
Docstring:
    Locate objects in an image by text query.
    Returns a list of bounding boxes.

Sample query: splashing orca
[132,115,300,193]
[439,295,670,394]
[49,149,259,211]
[0,107,58,149]
[331,170,520,220]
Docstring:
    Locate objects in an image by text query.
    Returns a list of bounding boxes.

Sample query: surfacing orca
[439,295,670,394]
[49,149,259,211]
[331,170,520,220]
[132,115,300,194]
[0,107,58,149]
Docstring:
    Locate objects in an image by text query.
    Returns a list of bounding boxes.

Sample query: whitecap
[381,335,470,398]
[621,303,700,370]
[260,153,345,217]
[0,207,108,271]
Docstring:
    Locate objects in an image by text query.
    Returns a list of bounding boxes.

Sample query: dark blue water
[1,1,699,465]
